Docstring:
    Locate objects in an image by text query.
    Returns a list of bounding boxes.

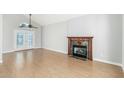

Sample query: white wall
[95,15,122,64]
[42,14,122,65]
[2,14,42,53]
[122,15,124,70]
[0,15,2,63]
[34,27,42,48]
[42,22,68,53]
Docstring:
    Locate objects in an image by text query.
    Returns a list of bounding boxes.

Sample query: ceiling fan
[19,14,38,29]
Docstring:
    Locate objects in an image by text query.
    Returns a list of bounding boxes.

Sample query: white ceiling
[30,14,85,26]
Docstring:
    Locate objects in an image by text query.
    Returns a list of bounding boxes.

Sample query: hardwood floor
[0,48,123,78]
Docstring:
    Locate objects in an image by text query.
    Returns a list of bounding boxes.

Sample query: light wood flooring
[0,49,123,78]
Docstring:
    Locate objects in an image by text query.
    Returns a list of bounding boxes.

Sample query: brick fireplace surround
[67,36,93,61]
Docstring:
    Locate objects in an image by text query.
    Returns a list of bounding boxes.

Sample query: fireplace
[67,36,93,61]
[73,45,87,58]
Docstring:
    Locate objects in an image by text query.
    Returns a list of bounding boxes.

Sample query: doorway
[15,30,35,51]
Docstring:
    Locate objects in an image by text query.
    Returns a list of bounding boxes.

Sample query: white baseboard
[0,60,2,63]
[0,54,2,63]
[2,50,15,54]
[42,47,123,67]
[3,47,67,54]
[42,47,67,54]
[3,47,42,54]
[34,47,42,49]
[2,47,123,70]
[0,55,2,63]
[94,58,122,67]
[122,66,124,72]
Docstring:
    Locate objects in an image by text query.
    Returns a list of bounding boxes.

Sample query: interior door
[25,31,34,49]
[16,31,25,50]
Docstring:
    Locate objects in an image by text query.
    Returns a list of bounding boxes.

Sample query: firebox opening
[73,45,87,59]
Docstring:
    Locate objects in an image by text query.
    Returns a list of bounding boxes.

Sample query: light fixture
[19,14,38,29]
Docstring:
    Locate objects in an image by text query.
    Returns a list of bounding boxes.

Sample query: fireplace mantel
[67,36,93,61]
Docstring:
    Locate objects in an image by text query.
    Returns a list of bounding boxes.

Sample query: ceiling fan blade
[32,26,38,28]
[19,14,38,29]
[29,24,38,28]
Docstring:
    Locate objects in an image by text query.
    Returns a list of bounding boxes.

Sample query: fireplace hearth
[67,36,93,61]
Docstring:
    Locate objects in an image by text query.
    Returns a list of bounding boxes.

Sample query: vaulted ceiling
[28,14,85,26]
